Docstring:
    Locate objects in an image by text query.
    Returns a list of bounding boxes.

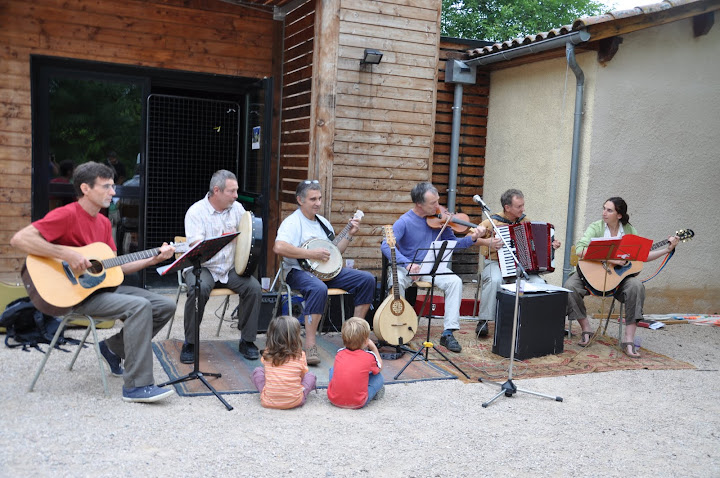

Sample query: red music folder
[583,234,652,262]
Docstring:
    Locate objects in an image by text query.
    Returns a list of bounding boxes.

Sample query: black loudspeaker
[256,292,355,334]
[492,289,568,360]
[257,292,278,333]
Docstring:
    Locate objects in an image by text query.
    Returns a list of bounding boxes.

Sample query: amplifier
[492,289,568,360]
[257,292,354,333]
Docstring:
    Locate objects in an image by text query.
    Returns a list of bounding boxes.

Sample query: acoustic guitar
[373,225,418,346]
[22,241,189,316]
[577,228,694,295]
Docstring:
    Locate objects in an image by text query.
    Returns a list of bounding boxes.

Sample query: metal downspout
[447,83,463,211]
[562,42,585,284]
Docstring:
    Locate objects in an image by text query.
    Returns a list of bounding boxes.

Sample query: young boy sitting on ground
[327,317,384,409]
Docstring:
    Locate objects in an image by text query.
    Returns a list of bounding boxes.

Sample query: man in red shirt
[11,161,176,403]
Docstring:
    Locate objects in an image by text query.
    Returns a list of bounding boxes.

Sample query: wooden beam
[693,11,715,37]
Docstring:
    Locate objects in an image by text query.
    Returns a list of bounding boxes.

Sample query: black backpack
[0,297,69,352]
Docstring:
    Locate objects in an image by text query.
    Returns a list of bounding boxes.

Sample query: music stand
[472,198,562,407]
[394,241,470,380]
[157,232,239,411]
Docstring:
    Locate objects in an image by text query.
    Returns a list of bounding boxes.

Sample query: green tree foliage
[442,0,607,42]
[49,78,141,174]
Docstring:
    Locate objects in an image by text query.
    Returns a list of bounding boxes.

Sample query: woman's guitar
[298,210,363,281]
[373,225,418,346]
[577,228,694,295]
[22,241,189,316]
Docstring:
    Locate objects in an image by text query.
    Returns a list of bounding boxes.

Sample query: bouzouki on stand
[577,228,694,295]
[298,210,363,281]
[22,241,190,316]
[373,225,418,348]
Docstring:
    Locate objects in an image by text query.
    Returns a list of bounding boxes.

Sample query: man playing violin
[476,189,561,336]
[273,180,375,366]
[380,182,487,353]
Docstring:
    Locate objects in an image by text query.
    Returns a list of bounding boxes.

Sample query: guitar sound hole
[391,299,404,316]
[87,260,104,275]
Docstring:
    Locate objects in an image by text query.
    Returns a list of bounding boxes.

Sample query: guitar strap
[315,215,336,241]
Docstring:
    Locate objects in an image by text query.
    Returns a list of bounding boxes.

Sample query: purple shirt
[380,209,475,268]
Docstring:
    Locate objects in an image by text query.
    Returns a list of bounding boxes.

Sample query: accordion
[497,222,555,278]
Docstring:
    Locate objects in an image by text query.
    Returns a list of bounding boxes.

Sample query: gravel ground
[1,292,718,477]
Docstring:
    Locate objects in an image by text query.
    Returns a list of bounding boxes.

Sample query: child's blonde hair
[263,315,303,366]
[341,317,370,351]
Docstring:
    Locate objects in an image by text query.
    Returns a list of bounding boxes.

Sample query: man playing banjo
[182,170,262,363]
[273,180,375,365]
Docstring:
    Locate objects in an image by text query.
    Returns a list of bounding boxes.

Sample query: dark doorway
[31,56,272,288]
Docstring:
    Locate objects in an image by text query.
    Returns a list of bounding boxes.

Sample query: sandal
[578,331,593,347]
[621,342,641,359]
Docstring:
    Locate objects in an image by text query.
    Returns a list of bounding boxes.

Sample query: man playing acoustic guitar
[273,180,375,366]
[563,197,679,358]
[11,162,176,403]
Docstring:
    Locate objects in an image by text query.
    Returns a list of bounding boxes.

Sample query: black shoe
[440,333,462,353]
[475,320,489,338]
[180,343,195,364]
[239,340,260,360]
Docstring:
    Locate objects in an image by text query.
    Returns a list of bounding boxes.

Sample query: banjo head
[301,238,342,281]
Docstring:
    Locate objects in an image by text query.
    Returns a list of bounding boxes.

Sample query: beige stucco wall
[483,51,599,287]
[484,17,719,313]
[586,18,720,313]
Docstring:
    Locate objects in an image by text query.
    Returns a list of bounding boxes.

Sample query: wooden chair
[164,236,237,339]
[28,312,117,397]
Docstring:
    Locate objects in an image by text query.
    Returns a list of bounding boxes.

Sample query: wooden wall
[433,39,491,278]
[278,0,315,205]
[330,0,443,276]
[0,0,275,274]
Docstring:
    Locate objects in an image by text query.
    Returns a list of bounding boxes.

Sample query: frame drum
[235,211,262,277]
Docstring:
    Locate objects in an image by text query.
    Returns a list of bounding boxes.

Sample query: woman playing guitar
[563,197,680,358]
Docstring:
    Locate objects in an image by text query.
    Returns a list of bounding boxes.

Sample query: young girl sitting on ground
[252,315,316,409]
[327,317,384,409]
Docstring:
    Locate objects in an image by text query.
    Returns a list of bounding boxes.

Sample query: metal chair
[164,236,237,339]
[28,313,116,397]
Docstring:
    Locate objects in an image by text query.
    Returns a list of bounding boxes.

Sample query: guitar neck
[390,247,401,300]
[101,248,161,269]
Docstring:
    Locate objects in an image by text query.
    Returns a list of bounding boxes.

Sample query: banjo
[234,211,263,277]
[298,210,363,281]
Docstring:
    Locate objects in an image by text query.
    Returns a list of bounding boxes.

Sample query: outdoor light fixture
[360,48,383,65]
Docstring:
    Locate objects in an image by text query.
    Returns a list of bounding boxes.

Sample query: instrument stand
[472,198,562,407]
[394,242,469,380]
[157,233,239,411]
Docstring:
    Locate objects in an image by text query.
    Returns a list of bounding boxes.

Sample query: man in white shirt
[182,170,261,362]
[273,180,375,366]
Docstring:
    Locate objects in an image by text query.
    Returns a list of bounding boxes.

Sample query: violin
[426,206,481,234]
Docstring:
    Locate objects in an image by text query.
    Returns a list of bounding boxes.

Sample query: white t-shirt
[275,209,334,274]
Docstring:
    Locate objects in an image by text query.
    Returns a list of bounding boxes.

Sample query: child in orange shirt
[327,317,384,409]
[252,315,316,409]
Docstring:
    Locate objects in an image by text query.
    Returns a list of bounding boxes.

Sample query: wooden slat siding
[332,0,442,278]
[279,0,315,206]
[0,0,275,274]
[432,39,491,279]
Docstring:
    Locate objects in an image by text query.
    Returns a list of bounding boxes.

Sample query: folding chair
[28,313,116,397]
[164,236,237,339]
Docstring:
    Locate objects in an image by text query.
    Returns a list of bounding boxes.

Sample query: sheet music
[413,240,456,276]
[500,283,571,293]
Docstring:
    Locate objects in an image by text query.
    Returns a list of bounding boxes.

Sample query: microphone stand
[473,197,563,407]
